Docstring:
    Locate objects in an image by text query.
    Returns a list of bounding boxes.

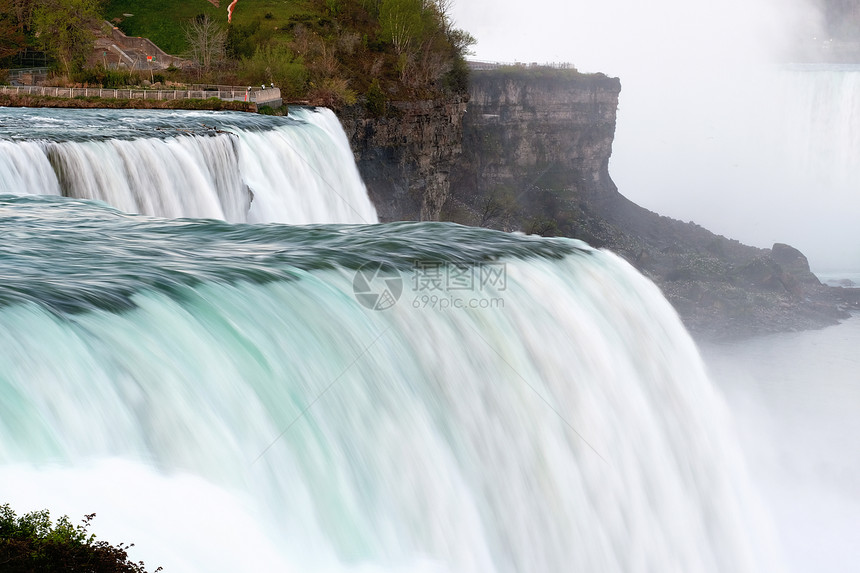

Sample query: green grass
[99,0,469,104]
[104,0,307,55]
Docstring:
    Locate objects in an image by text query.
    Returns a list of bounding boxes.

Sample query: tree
[0,504,162,573]
[31,0,102,76]
[431,0,453,31]
[379,0,424,57]
[0,0,26,59]
[240,45,309,99]
[447,27,475,57]
[184,14,226,71]
[10,0,35,31]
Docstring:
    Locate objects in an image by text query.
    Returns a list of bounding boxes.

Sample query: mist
[702,316,860,572]
[451,0,859,272]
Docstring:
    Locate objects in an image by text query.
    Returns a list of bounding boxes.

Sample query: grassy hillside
[2,0,472,106]
[102,0,473,105]
[105,0,223,54]
[104,0,306,56]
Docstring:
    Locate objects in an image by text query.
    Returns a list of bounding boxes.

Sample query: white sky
[450,0,860,272]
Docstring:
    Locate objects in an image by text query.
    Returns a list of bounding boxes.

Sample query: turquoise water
[0,195,578,314]
[0,103,786,571]
[0,195,781,572]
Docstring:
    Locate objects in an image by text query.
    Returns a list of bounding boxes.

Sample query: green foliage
[446,28,476,56]
[0,503,161,573]
[361,0,381,17]
[324,0,342,16]
[309,75,357,106]
[105,0,222,54]
[442,52,469,93]
[484,64,584,82]
[240,45,309,99]
[105,0,476,102]
[73,66,141,88]
[379,0,424,55]
[0,0,26,59]
[365,77,386,115]
[257,104,289,115]
[227,18,270,60]
[32,0,103,75]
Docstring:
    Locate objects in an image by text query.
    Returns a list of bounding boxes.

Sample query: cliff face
[338,70,849,340]
[339,97,468,222]
[446,70,621,229]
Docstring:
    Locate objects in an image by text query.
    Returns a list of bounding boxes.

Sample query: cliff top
[2,0,476,107]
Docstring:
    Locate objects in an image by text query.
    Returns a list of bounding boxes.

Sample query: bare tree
[433,0,454,32]
[184,14,226,70]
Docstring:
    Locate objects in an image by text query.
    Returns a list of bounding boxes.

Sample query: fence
[467,60,577,71]
[5,68,50,86]
[0,85,281,104]
[7,50,50,69]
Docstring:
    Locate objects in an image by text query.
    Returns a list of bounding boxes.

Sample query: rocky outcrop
[338,97,468,222]
[446,69,620,228]
[444,69,848,340]
[338,69,850,340]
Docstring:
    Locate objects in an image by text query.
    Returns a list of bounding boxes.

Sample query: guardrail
[4,68,50,86]
[467,60,577,71]
[6,67,51,77]
[0,85,281,104]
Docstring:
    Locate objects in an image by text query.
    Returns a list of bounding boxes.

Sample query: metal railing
[467,60,577,71]
[0,85,280,104]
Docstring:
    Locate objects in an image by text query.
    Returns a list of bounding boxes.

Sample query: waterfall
[0,196,781,573]
[0,107,378,225]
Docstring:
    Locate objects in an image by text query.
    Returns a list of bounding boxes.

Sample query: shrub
[443,54,469,94]
[0,503,161,573]
[365,78,387,116]
[309,76,357,107]
[240,45,309,99]
[73,67,141,88]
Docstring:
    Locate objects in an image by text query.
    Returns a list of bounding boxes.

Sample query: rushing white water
[0,197,781,573]
[0,107,378,224]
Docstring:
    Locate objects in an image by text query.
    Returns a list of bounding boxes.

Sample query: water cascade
[0,107,377,224]
[0,195,781,573]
